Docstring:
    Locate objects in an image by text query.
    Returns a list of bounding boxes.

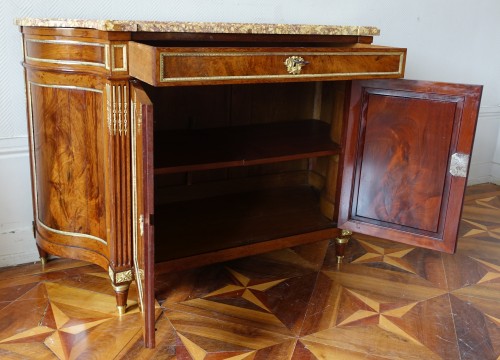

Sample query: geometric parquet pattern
[0,183,499,359]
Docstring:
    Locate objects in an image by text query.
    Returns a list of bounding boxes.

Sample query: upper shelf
[15,18,380,36]
[154,120,341,174]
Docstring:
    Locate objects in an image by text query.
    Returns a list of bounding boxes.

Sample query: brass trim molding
[29,82,103,93]
[104,44,110,70]
[38,220,107,245]
[28,82,107,246]
[111,44,128,72]
[24,39,106,68]
[26,38,106,47]
[159,51,405,83]
[161,51,398,58]
[123,85,129,135]
[106,83,112,133]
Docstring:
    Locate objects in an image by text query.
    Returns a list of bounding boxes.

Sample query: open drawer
[129,42,406,86]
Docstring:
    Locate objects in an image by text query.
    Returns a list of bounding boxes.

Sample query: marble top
[15,18,380,36]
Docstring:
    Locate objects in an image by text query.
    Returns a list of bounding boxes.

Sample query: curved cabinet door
[130,82,155,348]
[27,71,110,268]
[338,79,482,253]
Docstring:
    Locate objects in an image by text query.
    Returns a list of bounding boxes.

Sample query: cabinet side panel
[29,81,108,252]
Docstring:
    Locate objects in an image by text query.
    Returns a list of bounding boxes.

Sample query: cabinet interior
[142,81,347,265]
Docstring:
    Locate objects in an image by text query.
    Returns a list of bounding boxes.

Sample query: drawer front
[24,38,106,68]
[23,35,129,75]
[129,43,406,86]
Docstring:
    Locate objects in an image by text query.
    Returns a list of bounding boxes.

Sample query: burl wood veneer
[16,18,481,348]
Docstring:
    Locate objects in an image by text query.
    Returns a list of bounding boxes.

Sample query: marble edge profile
[15,18,380,36]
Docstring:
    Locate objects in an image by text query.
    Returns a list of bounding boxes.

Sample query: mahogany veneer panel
[154,120,341,174]
[30,85,106,238]
[339,79,482,253]
[154,185,336,264]
[355,93,456,232]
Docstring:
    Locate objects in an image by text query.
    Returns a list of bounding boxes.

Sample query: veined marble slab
[15,18,380,36]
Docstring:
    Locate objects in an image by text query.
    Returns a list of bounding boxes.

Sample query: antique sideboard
[16,18,482,347]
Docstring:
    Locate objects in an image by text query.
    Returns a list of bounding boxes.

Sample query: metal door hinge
[139,214,144,237]
[135,268,144,280]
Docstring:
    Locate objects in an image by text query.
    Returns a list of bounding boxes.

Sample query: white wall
[1,0,500,266]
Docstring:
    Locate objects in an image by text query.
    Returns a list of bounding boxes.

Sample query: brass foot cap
[117,305,127,316]
[336,255,344,264]
[40,257,47,266]
[335,237,349,245]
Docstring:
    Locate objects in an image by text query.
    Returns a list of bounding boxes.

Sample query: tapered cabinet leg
[36,244,48,266]
[112,282,131,316]
[335,230,352,264]
[109,267,133,315]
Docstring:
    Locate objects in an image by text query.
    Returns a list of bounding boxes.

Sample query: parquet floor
[0,183,499,359]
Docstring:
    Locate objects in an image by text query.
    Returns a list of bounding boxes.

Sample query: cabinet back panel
[156,162,312,204]
[149,81,344,198]
[146,82,320,130]
[156,169,311,204]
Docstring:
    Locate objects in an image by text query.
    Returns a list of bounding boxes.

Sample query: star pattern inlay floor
[0,183,499,359]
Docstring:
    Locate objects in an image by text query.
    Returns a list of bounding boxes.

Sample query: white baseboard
[468,161,494,185]
[0,226,40,267]
[492,162,500,185]
[0,138,37,267]
[0,136,28,153]
[467,106,500,185]
[468,176,495,186]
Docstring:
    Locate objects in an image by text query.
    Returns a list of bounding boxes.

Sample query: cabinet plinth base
[335,230,352,263]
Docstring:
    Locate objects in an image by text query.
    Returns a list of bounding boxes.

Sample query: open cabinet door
[338,79,482,253]
[130,82,155,347]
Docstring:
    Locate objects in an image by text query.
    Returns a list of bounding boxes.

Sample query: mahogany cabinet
[16,19,482,347]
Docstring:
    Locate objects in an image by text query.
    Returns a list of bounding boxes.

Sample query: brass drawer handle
[284,56,309,75]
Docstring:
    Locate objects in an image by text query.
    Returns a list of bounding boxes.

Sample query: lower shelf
[154,185,337,269]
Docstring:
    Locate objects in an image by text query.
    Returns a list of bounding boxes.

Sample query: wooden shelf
[154,120,340,174]
[154,185,336,266]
